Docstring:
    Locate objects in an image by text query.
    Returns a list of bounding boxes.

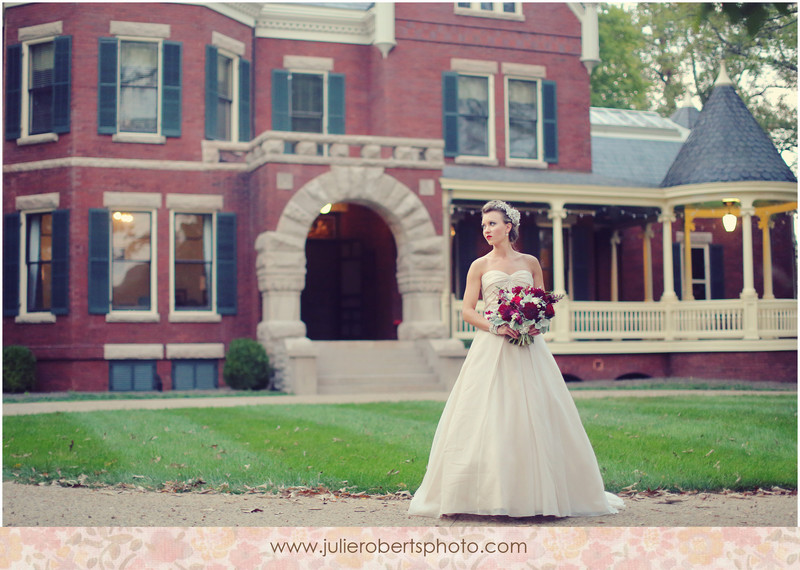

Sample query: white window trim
[504,75,547,169]
[168,204,221,322]
[454,2,524,21]
[15,208,58,324]
[105,207,159,322]
[17,36,60,145]
[113,36,164,140]
[215,47,241,142]
[453,72,497,165]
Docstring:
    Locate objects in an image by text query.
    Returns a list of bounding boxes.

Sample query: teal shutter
[542,80,558,163]
[97,38,118,134]
[5,44,22,140]
[205,45,218,140]
[52,36,71,134]
[3,213,21,316]
[709,244,725,299]
[216,213,237,314]
[238,58,251,141]
[51,209,70,315]
[327,73,345,135]
[162,41,182,137]
[88,209,110,314]
[442,72,459,157]
[271,69,290,131]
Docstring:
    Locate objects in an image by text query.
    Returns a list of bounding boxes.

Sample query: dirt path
[3,482,796,527]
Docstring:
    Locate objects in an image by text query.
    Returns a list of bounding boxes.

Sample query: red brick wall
[556,351,797,383]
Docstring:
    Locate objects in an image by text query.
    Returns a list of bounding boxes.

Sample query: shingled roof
[660,64,797,187]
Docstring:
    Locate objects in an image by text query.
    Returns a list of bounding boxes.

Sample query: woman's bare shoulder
[468,255,491,274]
[519,253,541,267]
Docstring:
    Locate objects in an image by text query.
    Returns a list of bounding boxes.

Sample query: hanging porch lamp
[722,200,738,232]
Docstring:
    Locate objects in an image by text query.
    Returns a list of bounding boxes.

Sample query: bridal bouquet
[485,286,564,346]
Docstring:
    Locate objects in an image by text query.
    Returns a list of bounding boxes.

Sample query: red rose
[544,303,555,319]
[498,304,515,322]
[521,303,539,320]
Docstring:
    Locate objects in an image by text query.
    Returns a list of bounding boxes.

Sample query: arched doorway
[301,202,401,340]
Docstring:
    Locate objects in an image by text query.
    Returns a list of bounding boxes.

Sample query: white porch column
[643,223,654,302]
[759,214,775,300]
[610,230,620,302]
[740,200,758,299]
[549,203,569,342]
[659,208,678,302]
[683,213,695,300]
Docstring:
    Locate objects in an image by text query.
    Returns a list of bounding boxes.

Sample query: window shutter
[204,45,218,140]
[133,362,156,391]
[571,225,592,301]
[51,209,70,315]
[97,38,118,134]
[442,72,459,157]
[5,44,22,140]
[3,213,21,316]
[51,36,72,134]
[162,41,182,138]
[542,80,558,163]
[88,209,110,314]
[709,244,725,299]
[216,213,237,314]
[238,58,251,141]
[271,69,290,131]
[327,72,345,135]
[672,243,682,300]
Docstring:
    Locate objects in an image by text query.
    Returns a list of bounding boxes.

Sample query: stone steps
[314,340,445,395]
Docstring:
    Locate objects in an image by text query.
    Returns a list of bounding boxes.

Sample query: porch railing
[449,296,797,342]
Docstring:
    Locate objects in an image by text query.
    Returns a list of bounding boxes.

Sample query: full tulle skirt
[408,331,623,518]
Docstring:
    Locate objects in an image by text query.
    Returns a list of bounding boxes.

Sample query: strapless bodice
[481,269,534,314]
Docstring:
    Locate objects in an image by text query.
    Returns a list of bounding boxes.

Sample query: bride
[408,200,624,519]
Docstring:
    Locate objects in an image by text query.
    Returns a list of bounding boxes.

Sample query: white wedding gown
[408,269,624,518]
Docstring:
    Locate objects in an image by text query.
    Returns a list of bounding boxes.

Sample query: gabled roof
[660,66,796,187]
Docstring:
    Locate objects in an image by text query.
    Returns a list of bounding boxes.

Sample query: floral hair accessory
[486,200,521,228]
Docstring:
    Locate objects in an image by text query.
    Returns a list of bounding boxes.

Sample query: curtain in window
[111,212,151,310]
[508,79,537,159]
[216,54,233,140]
[27,215,41,310]
[457,76,489,156]
[203,215,213,306]
[119,42,158,133]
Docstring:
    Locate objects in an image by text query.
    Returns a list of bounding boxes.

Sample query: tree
[632,2,797,168]
[591,4,652,109]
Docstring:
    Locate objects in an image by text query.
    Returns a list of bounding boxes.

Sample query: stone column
[643,223,654,302]
[759,214,775,300]
[396,271,449,340]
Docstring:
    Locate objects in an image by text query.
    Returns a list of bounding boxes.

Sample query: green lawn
[3,396,796,495]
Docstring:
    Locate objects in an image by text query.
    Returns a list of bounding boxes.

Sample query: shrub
[3,345,37,393]
[223,338,271,390]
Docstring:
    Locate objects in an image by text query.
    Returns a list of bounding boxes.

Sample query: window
[172,360,217,390]
[111,211,153,310]
[5,36,71,141]
[98,37,181,139]
[109,360,157,391]
[455,2,522,18]
[442,73,495,160]
[25,212,53,311]
[205,45,250,141]
[672,242,725,300]
[173,213,213,310]
[3,208,69,319]
[507,79,538,160]
[272,69,345,136]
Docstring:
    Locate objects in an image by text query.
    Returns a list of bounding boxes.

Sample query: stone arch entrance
[255,166,448,387]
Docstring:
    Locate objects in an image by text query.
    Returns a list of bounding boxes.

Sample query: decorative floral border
[1,527,798,568]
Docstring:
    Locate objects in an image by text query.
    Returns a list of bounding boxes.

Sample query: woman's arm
[462,260,519,338]
[527,255,545,289]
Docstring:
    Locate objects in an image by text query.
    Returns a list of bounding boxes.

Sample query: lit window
[174,213,213,310]
[111,211,152,310]
[25,212,53,312]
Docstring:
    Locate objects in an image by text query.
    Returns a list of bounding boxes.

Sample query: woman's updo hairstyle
[482,200,521,243]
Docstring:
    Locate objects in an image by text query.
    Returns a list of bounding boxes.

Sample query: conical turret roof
[660,64,796,187]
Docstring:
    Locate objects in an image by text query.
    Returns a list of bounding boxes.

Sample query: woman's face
[481,210,510,245]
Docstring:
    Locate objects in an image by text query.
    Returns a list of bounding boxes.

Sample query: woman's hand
[496,324,520,339]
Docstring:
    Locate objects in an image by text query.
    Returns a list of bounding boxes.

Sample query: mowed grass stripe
[4,396,796,494]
